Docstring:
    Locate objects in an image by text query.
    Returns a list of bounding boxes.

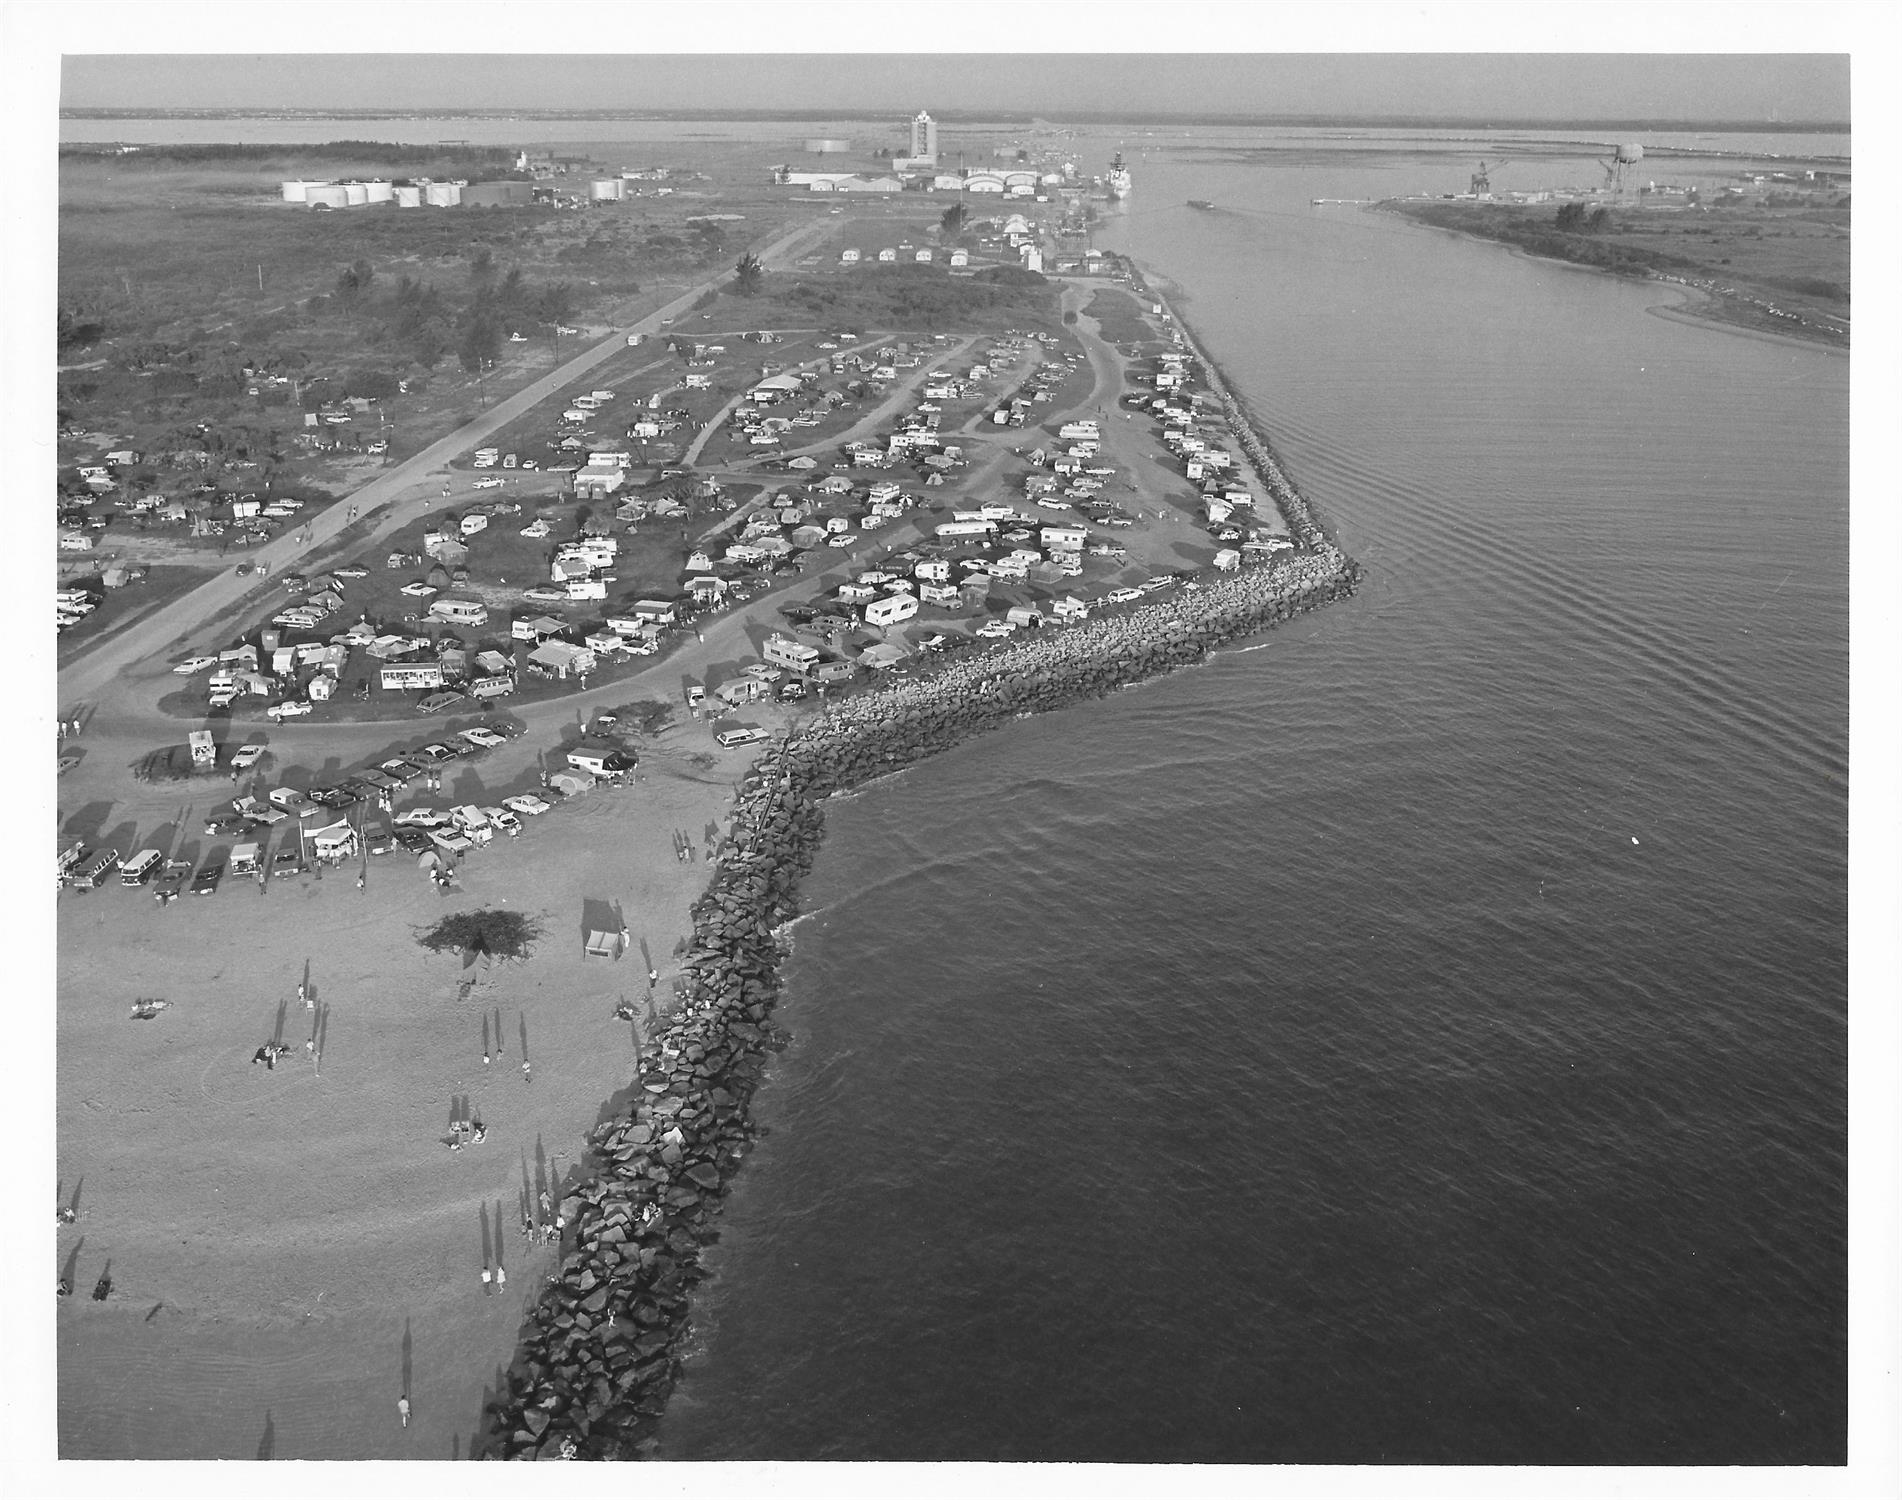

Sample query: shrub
[416,909,545,961]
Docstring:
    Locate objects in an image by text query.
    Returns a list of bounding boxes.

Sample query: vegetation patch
[417,908,546,962]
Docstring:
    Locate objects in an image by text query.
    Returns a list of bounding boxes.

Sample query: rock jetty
[476,300,1363,1462]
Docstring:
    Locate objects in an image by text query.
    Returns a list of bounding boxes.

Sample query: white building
[910,110,938,165]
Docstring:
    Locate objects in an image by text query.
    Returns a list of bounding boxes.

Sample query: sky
[57,51,1849,124]
[26,3,1860,125]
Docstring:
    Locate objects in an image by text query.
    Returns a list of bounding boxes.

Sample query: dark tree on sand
[940,203,967,236]
[731,253,763,296]
[417,909,545,962]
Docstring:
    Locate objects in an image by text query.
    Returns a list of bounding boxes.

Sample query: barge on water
[1188,199,1216,211]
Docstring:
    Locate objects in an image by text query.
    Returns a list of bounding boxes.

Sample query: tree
[416,909,544,962]
[469,247,495,285]
[457,310,502,373]
[1555,202,1586,232]
[731,252,763,296]
[533,282,577,325]
[1587,207,1611,233]
[939,203,968,237]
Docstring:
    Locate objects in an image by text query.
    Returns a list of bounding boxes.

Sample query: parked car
[459,727,506,750]
[153,859,193,903]
[502,793,551,817]
[173,656,217,675]
[486,807,522,837]
[392,826,433,855]
[267,701,312,721]
[380,759,427,784]
[521,585,567,604]
[229,744,268,771]
[366,829,397,857]
[272,850,307,879]
[472,477,505,490]
[191,862,224,896]
[393,807,449,828]
[415,742,460,764]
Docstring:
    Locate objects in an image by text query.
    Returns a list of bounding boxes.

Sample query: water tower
[1600,142,1645,195]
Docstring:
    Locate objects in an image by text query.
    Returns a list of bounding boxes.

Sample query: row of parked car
[56,720,534,901]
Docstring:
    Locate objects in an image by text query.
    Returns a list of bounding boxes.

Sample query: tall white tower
[910,111,938,165]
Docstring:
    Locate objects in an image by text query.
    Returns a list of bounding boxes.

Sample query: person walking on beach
[494,1264,506,1292]
[480,1262,492,1293]
[521,1060,531,1083]
[398,1395,409,1428]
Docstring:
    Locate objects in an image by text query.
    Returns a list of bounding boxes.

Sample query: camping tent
[584,928,627,960]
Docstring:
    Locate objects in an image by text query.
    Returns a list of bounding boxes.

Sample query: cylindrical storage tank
[426,182,461,207]
[306,185,350,209]
[364,179,393,204]
[394,184,422,208]
[343,183,369,207]
[281,179,314,203]
[804,138,852,154]
[1616,142,1645,165]
[590,178,624,201]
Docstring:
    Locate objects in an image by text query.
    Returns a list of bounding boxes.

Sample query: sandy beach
[53,719,774,1460]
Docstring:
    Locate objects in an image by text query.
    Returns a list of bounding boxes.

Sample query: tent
[584,928,626,960]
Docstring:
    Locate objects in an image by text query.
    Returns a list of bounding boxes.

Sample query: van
[72,849,121,890]
[450,806,493,845]
[120,849,165,886]
[714,726,769,750]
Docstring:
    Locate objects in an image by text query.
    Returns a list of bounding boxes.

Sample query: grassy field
[56,151,812,549]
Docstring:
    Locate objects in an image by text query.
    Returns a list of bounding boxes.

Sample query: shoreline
[474,289,1363,1459]
[1371,199,1848,353]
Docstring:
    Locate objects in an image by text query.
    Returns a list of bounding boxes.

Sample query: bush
[417,909,545,961]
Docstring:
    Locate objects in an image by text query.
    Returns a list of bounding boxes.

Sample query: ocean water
[654,139,1849,1461]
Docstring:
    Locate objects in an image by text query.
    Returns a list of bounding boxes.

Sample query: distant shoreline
[59,107,1852,134]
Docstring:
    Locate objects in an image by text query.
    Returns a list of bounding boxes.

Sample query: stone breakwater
[476,551,1359,1461]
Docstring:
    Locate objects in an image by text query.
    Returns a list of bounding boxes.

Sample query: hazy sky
[59,51,1848,123]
